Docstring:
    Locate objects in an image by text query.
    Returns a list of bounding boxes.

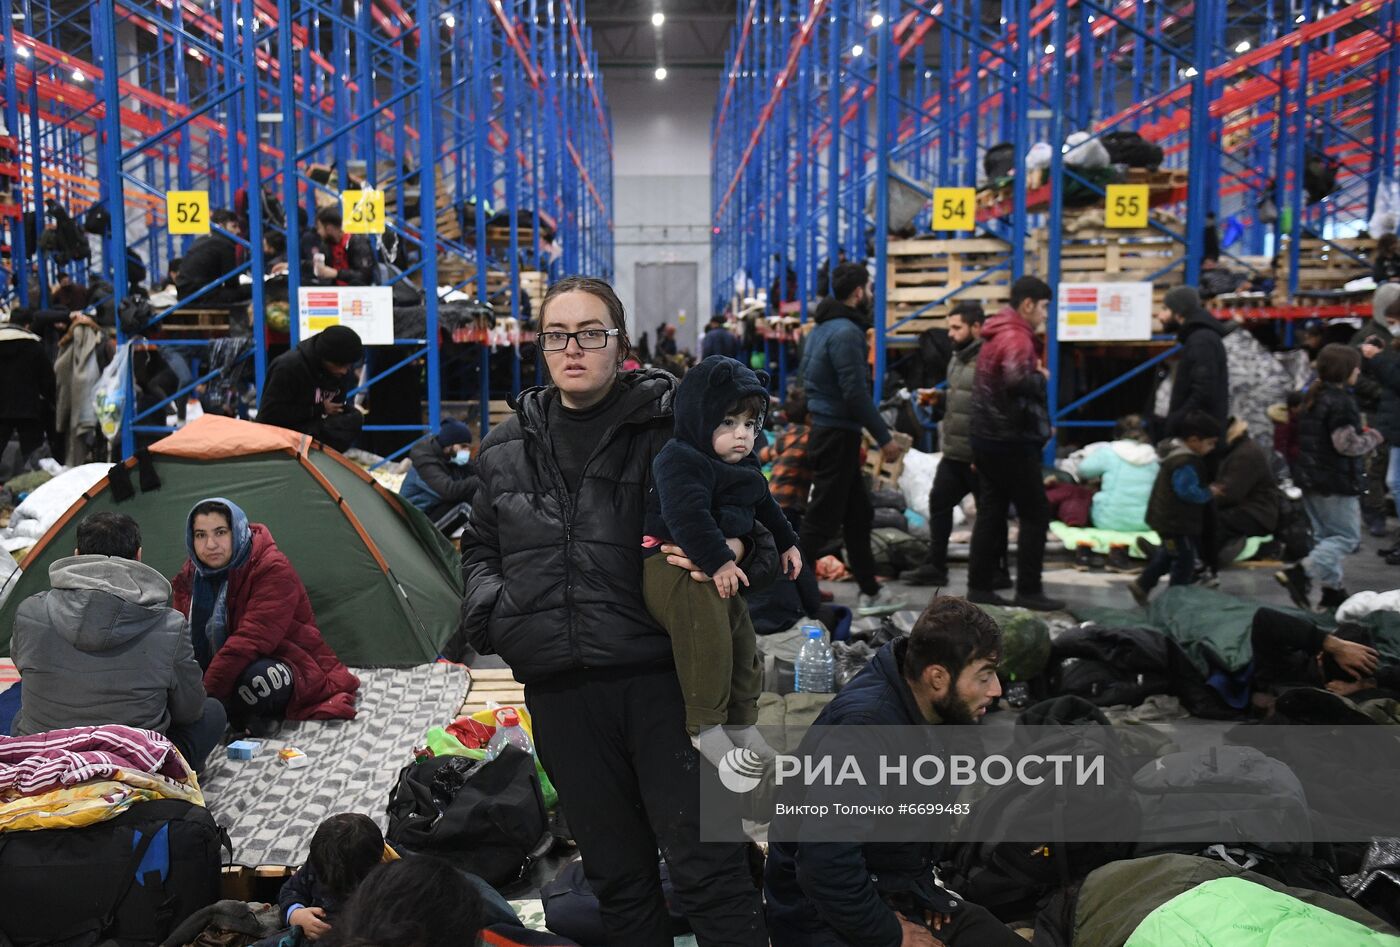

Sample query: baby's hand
[290,907,331,940]
[781,546,803,580]
[713,560,749,599]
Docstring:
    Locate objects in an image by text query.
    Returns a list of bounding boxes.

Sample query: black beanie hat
[315,325,364,364]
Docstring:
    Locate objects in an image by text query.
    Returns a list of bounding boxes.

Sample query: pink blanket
[0,725,190,795]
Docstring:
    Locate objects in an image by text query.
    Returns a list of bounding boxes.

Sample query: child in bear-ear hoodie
[643,356,802,767]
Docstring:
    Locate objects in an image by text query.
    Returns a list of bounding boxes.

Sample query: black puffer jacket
[1166,312,1230,432]
[1214,426,1280,533]
[1295,385,1374,496]
[459,369,777,683]
[1368,350,1400,445]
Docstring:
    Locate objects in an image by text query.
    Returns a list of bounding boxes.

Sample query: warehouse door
[635,261,698,358]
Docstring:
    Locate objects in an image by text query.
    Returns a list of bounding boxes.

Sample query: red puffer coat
[172,524,358,720]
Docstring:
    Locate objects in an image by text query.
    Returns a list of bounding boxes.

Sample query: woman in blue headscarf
[171,497,358,728]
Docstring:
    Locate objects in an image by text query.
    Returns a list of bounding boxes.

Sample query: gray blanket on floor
[200,663,468,866]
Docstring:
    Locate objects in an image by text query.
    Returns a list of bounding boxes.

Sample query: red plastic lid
[496,708,520,727]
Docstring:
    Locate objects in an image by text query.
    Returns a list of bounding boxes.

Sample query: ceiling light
[72,68,84,80]
[851,43,864,56]
[1087,14,1095,21]
[1183,65,1198,77]
[651,11,664,26]
[655,66,667,80]
[871,13,884,26]
[15,45,29,57]
[444,13,455,27]
[999,15,1007,24]
[1235,40,1251,52]
[1045,44,1055,53]
[1296,13,1306,21]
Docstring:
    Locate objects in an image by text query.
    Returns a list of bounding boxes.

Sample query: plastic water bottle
[795,627,834,693]
[485,708,534,761]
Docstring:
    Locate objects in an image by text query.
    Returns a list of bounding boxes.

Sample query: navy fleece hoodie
[644,356,799,577]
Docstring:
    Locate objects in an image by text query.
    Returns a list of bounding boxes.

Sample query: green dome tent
[0,416,461,666]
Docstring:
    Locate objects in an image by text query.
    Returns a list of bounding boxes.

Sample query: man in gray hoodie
[11,512,225,773]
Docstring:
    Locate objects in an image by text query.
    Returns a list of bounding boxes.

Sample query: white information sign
[1056,281,1154,342]
[297,286,395,346]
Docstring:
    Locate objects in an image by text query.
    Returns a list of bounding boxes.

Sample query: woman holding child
[458,277,772,946]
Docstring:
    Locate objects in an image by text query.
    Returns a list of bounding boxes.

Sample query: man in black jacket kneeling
[764,597,1026,947]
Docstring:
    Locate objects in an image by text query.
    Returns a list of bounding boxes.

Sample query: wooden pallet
[460,667,526,717]
[885,236,1014,335]
[1282,237,1373,292]
[1037,230,1182,305]
[863,431,913,490]
[159,307,235,335]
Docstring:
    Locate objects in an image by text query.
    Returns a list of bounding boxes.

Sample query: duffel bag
[0,798,223,946]
[386,749,549,888]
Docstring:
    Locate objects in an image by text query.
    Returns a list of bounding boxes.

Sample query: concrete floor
[822,528,1400,616]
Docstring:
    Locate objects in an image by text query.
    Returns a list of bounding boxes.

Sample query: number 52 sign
[166,190,210,235]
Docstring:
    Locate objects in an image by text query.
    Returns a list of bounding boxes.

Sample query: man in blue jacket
[797,262,905,615]
[764,596,1026,946]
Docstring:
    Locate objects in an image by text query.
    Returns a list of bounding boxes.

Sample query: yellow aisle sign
[342,189,386,234]
[166,191,210,235]
[1105,184,1149,228]
[932,187,976,231]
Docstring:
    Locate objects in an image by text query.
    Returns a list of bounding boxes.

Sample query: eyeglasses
[539,328,619,352]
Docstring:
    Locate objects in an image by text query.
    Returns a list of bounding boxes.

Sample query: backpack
[941,719,1142,921]
[984,142,1016,181]
[1131,745,1313,860]
[119,291,155,337]
[870,527,929,576]
[0,799,224,946]
[83,203,111,236]
[1101,130,1164,170]
[386,749,550,887]
[541,858,690,943]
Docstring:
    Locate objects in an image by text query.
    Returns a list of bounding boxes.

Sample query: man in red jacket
[171,497,358,732]
[966,276,1063,612]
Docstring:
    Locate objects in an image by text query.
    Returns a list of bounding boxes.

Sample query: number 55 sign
[1105,184,1149,229]
[166,191,210,235]
[342,189,385,234]
[932,187,976,231]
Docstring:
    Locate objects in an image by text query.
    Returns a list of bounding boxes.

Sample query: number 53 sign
[932,187,976,231]
[1105,184,1149,229]
[342,189,385,234]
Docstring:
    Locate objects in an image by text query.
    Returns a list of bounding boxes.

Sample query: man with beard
[764,597,1026,947]
[796,261,906,615]
[905,302,1008,589]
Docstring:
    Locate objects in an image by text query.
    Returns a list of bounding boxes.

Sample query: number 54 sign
[342,189,385,234]
[932,187,976,232]
[1105,184,1149,229]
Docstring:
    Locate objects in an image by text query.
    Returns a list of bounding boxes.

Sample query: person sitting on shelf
[263,231,289,277]
[303,207,376,287]
[1198,256,1253,300]
[177,210,253,306]
[1374,233,1400,285]
[257,325,364,452]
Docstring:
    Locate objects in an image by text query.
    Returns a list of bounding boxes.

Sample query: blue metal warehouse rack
[711,0,1399,457]
[1,0,613,459]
